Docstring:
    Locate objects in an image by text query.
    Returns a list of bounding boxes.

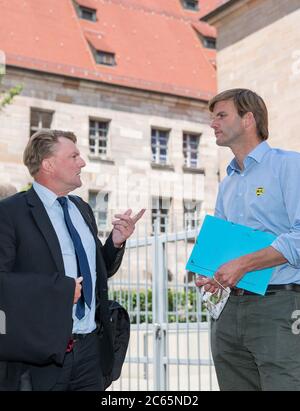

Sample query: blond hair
[23,129,77,176]
[209,88,269,140]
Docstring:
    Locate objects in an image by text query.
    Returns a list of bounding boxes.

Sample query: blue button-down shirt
[215,141,300,285]
[33,182,97,333]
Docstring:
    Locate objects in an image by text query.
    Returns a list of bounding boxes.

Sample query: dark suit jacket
[0,187,125,390]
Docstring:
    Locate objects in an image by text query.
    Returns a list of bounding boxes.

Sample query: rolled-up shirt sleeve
[271,229,300,268]
[270,155,300,268]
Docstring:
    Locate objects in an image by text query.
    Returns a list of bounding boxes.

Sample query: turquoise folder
[186,215,276,295]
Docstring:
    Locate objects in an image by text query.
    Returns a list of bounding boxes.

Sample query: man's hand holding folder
[186,215,285,295]
[195,247,284,292]
[195,255,247,291]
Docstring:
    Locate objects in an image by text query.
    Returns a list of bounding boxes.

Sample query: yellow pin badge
[256,187,265,196]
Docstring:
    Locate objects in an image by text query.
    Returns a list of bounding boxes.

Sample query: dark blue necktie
[57,196,93,320]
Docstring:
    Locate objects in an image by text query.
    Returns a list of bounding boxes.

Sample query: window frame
[183,132,200,169]
[152,196,171,234]
[78,5,97,22]
[95,50,116,66]
[88,190,109,231]
[183,199,202,231]
[151,128,170,166]
[203,36,216,49]
[182,0,199,11]
[89,118,110,158]
[29,108,54,137]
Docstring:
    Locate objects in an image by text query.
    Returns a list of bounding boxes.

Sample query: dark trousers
[51,331,104,391]
[211,290,300,391]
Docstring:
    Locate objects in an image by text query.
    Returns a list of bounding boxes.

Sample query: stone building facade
[202,0,300,177]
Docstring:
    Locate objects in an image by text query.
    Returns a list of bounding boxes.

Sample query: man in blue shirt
[196,88,300,390]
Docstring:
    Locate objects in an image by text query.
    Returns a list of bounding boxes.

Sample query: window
[151,128,170,165]
[183,200,202,231]
[78,6,97,21]
[152,197,171,233]
[89,191,109,232]
[30,108,53,137]
[182,0,199,11]
[203,37,216,49]
[183,133,200,168]
[89,119,110,157]
[95,51,115,66]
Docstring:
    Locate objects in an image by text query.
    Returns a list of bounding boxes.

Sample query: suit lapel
[26,188,65,274]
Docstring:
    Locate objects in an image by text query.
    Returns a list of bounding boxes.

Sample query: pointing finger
[132,208,146,224]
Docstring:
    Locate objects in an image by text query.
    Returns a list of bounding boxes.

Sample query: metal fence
[107,221,219,391]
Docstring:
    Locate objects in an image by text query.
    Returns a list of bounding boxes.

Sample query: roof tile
[0,0,218,100]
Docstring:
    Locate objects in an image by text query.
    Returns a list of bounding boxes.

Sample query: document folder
[186,215,276,295]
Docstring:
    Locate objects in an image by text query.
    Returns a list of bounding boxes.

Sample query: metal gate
[107,222,218,391]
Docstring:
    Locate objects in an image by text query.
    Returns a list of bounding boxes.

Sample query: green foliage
[109,287,207,324]
[0,83,23,109]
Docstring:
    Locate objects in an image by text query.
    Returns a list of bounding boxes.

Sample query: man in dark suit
[0,129,145,391]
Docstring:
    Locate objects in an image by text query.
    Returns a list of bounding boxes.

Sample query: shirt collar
[226,141,271,176]
[32,181,59,208]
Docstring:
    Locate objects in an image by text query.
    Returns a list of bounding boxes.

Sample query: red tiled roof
[0,0,218,101]
[85,31,115,54]
[197,0,225,18]
[75,0,98,9]
[192,21,216,38]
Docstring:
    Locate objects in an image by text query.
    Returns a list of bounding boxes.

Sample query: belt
[72,332,92,341]
[66,329,97,353]
[231,283,300,296]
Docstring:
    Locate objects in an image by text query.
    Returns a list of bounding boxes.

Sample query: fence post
[152,220,167,391]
